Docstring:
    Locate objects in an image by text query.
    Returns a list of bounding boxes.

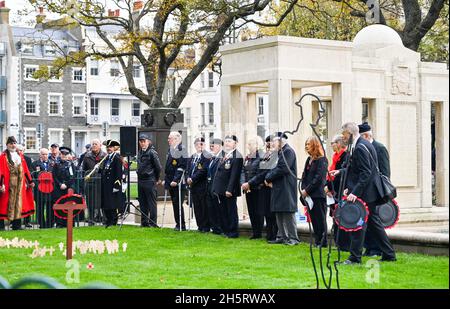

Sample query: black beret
[224,135,238,142]
[50,143,59,148]
[265,135,271,143]
[358,122,371,134]
[194,137,205,144]
[210,138,223,146]
[6,136,17,145]
[59,146,72,154]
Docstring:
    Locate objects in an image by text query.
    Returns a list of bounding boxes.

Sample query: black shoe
[226,233,239,238]
[250,235,262,240]
[284,240,299,246]
[212,230,222,235]
[268,239,285,244]
[25,223,33,228]
[380,256,397,262]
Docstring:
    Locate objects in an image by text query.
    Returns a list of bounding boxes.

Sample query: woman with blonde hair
[300,136,329,247]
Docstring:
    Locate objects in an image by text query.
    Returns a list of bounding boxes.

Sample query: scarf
[327,148,346,181]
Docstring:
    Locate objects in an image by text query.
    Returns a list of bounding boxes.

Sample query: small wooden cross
[53,199,86,260]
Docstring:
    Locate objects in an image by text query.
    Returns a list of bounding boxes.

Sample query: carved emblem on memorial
[391,64,413,96]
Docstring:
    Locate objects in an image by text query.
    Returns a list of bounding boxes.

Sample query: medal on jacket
[172,159,177,166]
[197,163,203,170]
[225,160,231,170]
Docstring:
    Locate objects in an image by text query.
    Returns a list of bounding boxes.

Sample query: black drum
[377,199,400,229]
[334,197,369,232]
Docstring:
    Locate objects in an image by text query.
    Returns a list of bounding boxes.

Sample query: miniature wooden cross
[53,197,86,260]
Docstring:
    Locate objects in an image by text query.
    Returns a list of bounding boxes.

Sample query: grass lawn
[0,226,448,289]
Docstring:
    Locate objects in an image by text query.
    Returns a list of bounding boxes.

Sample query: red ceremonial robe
[0,151,35,220]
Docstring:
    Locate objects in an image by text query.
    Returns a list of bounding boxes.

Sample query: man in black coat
[31,148,54,228]
[264,133,300,246]
[187,137,211,232]
[99,140,123,227]
[331,122,396,264]
[359,122,392,256]
[212,135,243,238]
[137,133,162,227]
[164,131,188,231]
[206,138,224,234]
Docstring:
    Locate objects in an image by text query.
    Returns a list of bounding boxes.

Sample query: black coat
[301,156,328,199]
[265,144,298,213]
[164,144,188,189]
[137,146,162,182]
[242,151,261,189]
[52,160,76,200]
[372,140,391,178]
[99,153,123,210]
[82,150,107,173]
[248,150,277,189]
[187,151,210,194]
[212,149,243,197]
[345,137,383,204]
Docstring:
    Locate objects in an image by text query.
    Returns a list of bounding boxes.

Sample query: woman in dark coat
[99,140,123,227]
[241,137,263,239]
[301,136,328,247]
[264,133,299,246]
[52,147,77,228]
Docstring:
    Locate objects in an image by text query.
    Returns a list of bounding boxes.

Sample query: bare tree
[28,0,298,109]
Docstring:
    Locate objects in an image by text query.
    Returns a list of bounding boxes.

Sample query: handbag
[360,144,397,202]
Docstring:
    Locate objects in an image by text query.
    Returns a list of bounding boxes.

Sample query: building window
[208,72,214,88]
[110,59,120,77]
[132,100,140,117]
[25,129,38,151]
[208,102,214,124]
[200,72,205,88]
[111,99,120,116]
[72,68,85,82]
[200,103,205,125]
[90,98,99,116]
[21,43,34,55]
[184,107,191,127]
[48,93,63,116]
[44,45,57,57]
[90,60,99,76]
[48,130,63,148]
[48,66,62,82]
[24,65,38,80]
[24,92,39,115]
[133,64,141,78]
[258,97,264,115]
[209,132,214,141]
[362,100,369,122]
[73,95,85,116]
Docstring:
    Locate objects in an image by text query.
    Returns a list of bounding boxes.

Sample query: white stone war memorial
[220,25,449,217]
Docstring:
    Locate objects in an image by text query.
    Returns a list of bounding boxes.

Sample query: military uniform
[52,149,77,228]
[206,148,224,234]
[31,159,54,228]
[212,137,243,238]
[99,149,123,227]
[164,143,188,230]
[82,150,106,224]
[187,149,211,232]
[137,136,162,227]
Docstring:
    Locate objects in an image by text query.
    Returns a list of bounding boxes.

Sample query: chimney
[0,1,10,25]
[36,6,46,24]
[115,9,120,17]
[133,1,143,12]
[108,9,114,17]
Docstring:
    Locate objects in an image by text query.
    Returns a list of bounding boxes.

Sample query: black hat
[6,136,17,145]
[265,135,271,143]
[271,132,288,141]
[194,137,205,144]
[358,122,371,134]
[50,143,59,148]
[377,199,400,229]
[334,197,369,232]
[85,144,91,149]
[138,133,151,141]
[224,135,238,142]
[103,140,120,147]
[59,146,72,155]
[210,138,223,146]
